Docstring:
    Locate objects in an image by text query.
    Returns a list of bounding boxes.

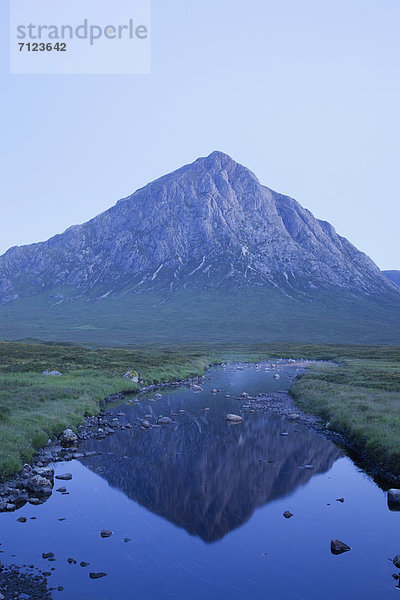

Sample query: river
[0,362,399,599]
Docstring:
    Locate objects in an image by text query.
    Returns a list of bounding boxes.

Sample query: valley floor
[0,341,400,482]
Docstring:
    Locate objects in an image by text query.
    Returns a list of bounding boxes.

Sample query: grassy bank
[1,341,400,479]
[0,341,274,478]
[290,359,400,477]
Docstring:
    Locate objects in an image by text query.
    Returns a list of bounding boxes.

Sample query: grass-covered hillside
[1,287,400,346]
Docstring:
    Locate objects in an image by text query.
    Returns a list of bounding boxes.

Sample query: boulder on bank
[26,475,53,496]
[60,429,78,447]
[123,370,139,383]
[42,369,62,376]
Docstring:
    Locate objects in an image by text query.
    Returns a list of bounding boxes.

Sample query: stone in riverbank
[60,429,77,447]
[26,475,53,496]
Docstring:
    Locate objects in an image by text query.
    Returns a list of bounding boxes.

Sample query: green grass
[0,341,274,478]
[1,340,400,479]
[290,359,400,475]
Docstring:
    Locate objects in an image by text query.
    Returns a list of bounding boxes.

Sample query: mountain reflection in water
[81,390,341,543]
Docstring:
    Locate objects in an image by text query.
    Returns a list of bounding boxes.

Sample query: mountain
[384,271,400,288]
[0,151,399,345]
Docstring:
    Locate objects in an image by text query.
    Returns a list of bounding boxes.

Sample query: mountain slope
[384,271,400,288]
[0,151,399,345]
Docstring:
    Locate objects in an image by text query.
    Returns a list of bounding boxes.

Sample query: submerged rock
[157,417,172,425]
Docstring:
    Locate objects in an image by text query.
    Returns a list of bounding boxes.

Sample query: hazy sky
[1,0,399,269]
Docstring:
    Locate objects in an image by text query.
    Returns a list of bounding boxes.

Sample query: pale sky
[1,0,399,269]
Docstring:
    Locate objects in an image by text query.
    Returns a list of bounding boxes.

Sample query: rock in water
[226,414,243,422]
[55,473,72,481]
[283,511,293,519]
[90,572,107,579]
[388,489,400,511]
[393,555,400,568]
[100,529,112,538]
[331,539,351,554]
[157,416,172,425]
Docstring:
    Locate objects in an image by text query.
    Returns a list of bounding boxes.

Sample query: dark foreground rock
[0,564,53,599]
[331,539,351,554]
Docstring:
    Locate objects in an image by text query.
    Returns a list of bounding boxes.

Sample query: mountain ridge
[0,151,399,345]
[0,151,396,305]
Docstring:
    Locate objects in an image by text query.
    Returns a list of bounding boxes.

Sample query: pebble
[226,414,243,422]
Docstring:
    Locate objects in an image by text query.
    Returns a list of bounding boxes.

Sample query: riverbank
[290,359,400,482]
[1,341,400,483]
[0,342,273,478]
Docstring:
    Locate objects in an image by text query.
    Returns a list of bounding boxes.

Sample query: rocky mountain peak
[0,152,397,305]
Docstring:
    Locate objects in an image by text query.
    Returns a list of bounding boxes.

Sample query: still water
[0,363,399,599]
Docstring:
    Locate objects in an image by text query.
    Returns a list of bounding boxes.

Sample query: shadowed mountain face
[81,401,341,543]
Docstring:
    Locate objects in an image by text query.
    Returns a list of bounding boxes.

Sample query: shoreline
[2,358,398,514]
